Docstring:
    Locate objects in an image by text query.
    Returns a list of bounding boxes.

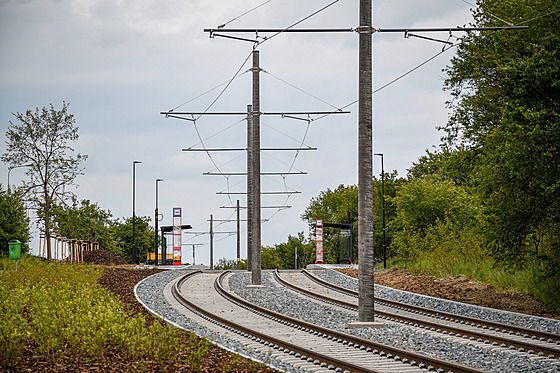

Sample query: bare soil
[82,249,128,266]
[336,267,560,320]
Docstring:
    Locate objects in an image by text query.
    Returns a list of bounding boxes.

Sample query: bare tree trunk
[45,201,52,260]
[358,0,375,322]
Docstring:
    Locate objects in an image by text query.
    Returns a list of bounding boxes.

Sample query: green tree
[391,177,485,271]
[261,232,315,269]
[301,176,404,264]
[110,216,153,263]
[1,103,87,260]
[301,184,358,264]
[408,148,479,187]
[442,0,559,261]
[0,185,30,256]
[51,198,115,251]
[441,0,560,309]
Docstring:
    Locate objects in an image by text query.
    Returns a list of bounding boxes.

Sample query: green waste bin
[9,239,21,260]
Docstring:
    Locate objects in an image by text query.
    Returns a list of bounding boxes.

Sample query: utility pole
[246,104,253,271]
[188,243,204,265]
[154,178,163,265]
[132,160,141,265]
[237,199,241,269]
[356,0,377,325]
[210,214,214,269]
[375,153,386,269]
[251,50,262,286]
[196,1,525,328]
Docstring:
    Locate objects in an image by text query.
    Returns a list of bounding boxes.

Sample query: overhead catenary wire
[517,8,560,25]
[255,0,342,46]
[167,1,349,222]
[168,70,251,113]
[216,0,274,29]
[263,69,343,112]
[174,4,553,254]
[185,117,246,150]
[460,0,513,26]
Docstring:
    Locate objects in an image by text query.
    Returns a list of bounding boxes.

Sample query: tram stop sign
[9,239,21,260]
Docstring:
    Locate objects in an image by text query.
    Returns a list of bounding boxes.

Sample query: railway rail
[171,270,485,373]
[272,269,560,361]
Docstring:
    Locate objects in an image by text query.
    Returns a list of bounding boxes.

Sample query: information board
[173,207,182,265]
[315,219,323,264]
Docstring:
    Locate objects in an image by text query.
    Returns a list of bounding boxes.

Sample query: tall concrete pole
[237,199,241,269]
[358,0,375,322]
[251,49,262,286]
[246,104,253,271]
[210,214,214,269]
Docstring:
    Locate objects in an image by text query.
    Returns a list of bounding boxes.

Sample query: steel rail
[302,269,560,345]
[211,271,484,373]
[287,269,560,359]
[172,271,376,373]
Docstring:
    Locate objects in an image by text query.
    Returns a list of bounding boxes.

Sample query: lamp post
[154,178,163,265]
[7,164,33,193]
[374,153,386,269]
[132,160,142,264]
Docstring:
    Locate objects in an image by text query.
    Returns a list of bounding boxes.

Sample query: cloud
[1,0,475,262]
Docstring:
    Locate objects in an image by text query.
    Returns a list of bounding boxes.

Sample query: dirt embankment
[336,267,559,320]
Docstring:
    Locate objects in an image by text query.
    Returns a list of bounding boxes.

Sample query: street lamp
[132,160,142,264]
[374,153,386,269]
[7,164,33,192]
[154,178,163,266]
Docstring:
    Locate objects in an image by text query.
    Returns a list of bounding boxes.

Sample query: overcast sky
[0,0,475,265]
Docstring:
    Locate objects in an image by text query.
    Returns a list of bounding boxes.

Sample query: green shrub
[0,258,185,367]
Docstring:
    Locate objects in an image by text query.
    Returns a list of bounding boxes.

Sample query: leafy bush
[0,258,184,368]
[391,177,486,268]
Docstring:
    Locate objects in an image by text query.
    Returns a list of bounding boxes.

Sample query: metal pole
[210,214,214,269]
[348,211,353,263]
[237,199,241,269]
[161,227,166,264]
[155,178,163,265]
[132,160,141,264]
[246,104,253,271]
[358,0,375,322]
[374,153,386,268]
[251,49,262,286]
[295,246,298,269]
[381,155,386,269]
[192,244,196,265]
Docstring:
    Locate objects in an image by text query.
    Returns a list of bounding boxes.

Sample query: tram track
[171,270,485,373]
[272,269,560,361]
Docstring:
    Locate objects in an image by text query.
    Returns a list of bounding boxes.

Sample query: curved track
[172,270,485,373]
[273,269,560,361]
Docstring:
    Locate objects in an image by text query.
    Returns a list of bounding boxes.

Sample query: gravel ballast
[135,268,560,373]
[135,269,306,373]
[312,268,560,334]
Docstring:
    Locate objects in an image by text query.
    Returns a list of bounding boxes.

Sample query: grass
[383,255,558,312]
[0,256,272,371]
